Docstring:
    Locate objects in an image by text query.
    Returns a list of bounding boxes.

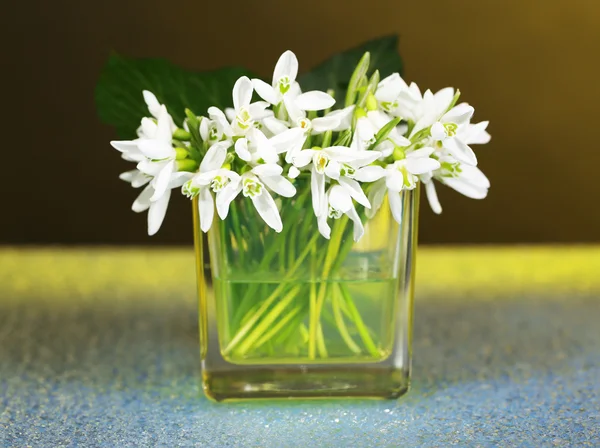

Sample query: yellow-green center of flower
[297,118,311,131]
[211,175,229,192]
[242,177,263,198]
[313,152,329,174]
[182,180,200,198]
[278,76,291,94]
[339,164,355,177]
[235,107,252,130]
[328,206,343,219]
[444,122,458,137]
[380,100,398,113]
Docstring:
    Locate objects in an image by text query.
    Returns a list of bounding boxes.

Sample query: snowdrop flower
[375,73,422,118]
[234,127,279,165]
[430,103,477,166]
[134,106,179,202]
[132,172,193,236]
[367,148,440,224]
[119,168,151,188]
[292,146,381,217]
[216,164,296,232]
[182,141,237,232]
[351,110,410,154]
[207,77,271,139]
[137,90,176,136]
[317,185,365,242]
[421,154,490,214]
[252,50,336,124]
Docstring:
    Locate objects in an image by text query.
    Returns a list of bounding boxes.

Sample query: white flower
[134,106,179,202]
[317,185,365,242]
[422,154,490,214]
[208,77,271,139]
[234,127,280,165]
[216,164,296,233]
[132,172,192,236]
[367,148,441,224]
[252,50,299,107]
[375,73,422,118]
[119,168,151,188]
[351,110,410,154]
[137,90,176,136]
[292,146,381,217]
[430,103,477,165]
[183,141,237,232]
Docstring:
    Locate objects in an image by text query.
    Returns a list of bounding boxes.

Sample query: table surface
[1,247,599,447]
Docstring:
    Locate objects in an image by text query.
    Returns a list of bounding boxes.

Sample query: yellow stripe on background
[0,246,599,304]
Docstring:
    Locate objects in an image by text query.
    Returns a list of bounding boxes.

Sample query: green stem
[223,232,319,356]
[234,285,302,356]
[230,202,245,266]
[253,304,303,350]
[332,284,361,354]
[339,283,379,357]
[317,322,328,358]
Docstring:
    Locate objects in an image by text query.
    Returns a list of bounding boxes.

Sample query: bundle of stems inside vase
[210,183,398,362]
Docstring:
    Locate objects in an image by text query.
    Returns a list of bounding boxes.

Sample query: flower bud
[175,147,189,160]
[177,159,199,172]
[393,146,406,161]
[354,107,367,120]
[366,93,378,112]
[173,128,192,141]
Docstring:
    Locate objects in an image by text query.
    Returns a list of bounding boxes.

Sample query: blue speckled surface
[0,248,599,446]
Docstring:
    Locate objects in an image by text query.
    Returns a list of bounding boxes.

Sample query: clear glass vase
[193,184,420,401]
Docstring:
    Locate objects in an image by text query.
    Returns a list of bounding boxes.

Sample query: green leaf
[298,35,403,107]
[95,53,256,139]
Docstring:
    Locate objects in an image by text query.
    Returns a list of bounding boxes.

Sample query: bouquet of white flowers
[99,37,490,398]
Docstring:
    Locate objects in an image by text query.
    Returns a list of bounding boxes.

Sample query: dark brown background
[2,0,599,244]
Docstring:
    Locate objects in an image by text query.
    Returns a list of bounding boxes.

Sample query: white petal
[351,151,383,168]
[288,166,300,179]
[311,115,341,133]
[143,90,161,118]
[198,186,215,233]
[249,101,273,121]
[200,141,229,172]
[339,177,370,208]
[250,128,279,163]
[150,160,175,201]
[155,106,173,141]
[252,79,279,104]
[252,190,283,232]
[140,117,158,139]
[119,169,137,183]
[283,92,304,122]
[137,140,174,160]
[424,180,442,214]
[292,149,316,167]
[252,163,283,177]
[137,159,165,177]
[443,177,488,199]
[444,137,478,166]
[442,104,474,126]
[273,50,299,84]
[311,168,325,217]
[233,76,253,111]
[269,127,305,154]
[329,185,352,213]
[147,188,171,236]
[388,190,403,225]
[366,179,387,219]
[433,87,455,116]
[263,116,290,136]
[324,160,341,180]
[317,214,331,239]
[327,106,355,132]
[199,118,210,141]
[294,91,335,111]
[386,169,404,192]
[168,172,194,188]
[462,121,491,145]
[132,185,153,213]
[111,140,138,153]
[459,165,491,188]
[225,108,236,122]
[346,204,364,242]
[406,157,441,175]
[407,147,436,158]
[323,147,367,163]
[353,165,386,182]
[375,73,407,102]
[260,174,296,197]
[208,107,233,138]
[216,179,242,219]
[235,138,251,162]
[430,122,447,141]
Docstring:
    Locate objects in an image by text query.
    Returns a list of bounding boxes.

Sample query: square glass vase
[193,186,419,402]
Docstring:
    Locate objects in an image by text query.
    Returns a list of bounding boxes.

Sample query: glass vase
[193,184,420,401]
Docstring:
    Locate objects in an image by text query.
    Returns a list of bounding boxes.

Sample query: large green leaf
[95,54,255,139]
[298,35,403,104]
